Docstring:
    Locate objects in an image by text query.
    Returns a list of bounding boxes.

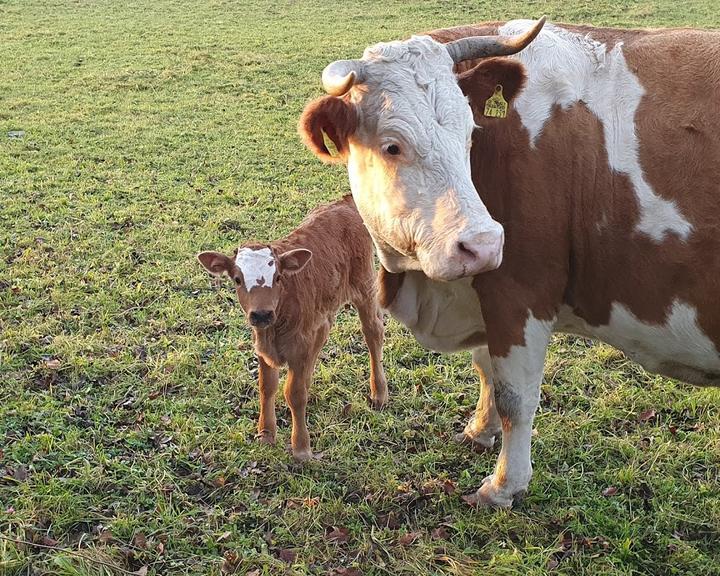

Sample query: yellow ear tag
[484,84,508,119]
[322,130,339,157]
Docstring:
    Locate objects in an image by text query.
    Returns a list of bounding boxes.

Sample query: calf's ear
[197,251,234,277]
[278,249,313,275]
[457,58,527,121]
[298,96,357,163]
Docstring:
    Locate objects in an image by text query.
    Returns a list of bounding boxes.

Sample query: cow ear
[299,96,358,164]
[197,251,234,277]
[457,58,527,120]
[278,249,313,275]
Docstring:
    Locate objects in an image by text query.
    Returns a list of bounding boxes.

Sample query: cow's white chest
[558,301,720,382]
[384,271,485,353]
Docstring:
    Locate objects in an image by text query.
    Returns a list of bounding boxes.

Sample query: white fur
[478,313,554,507]
[557,301,720,377]
[346,35,503,280]
[235,247,275,290]
[500,20,693,242]
[384,271,486,353]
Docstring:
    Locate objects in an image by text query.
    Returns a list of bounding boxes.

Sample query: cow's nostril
[457,241,476,258]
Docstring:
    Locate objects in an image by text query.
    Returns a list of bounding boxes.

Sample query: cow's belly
[557,301,720,386]
[384,271,486,353]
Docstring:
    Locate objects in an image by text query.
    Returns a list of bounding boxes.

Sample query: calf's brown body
[198,195,387,461]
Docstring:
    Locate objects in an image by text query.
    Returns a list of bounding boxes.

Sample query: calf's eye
[385,144,401,156]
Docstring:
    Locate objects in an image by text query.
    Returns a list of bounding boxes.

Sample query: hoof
[256,432,276,445]
[370,395,388,411]
[454,430,497,452]
[291,448,313,462]
[462,475,525,509]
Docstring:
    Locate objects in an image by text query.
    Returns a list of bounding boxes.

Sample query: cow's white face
[342,37,503,281]
[300,19,545,281]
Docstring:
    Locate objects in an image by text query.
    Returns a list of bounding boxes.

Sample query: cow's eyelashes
[384,144,401,156]
[234,276,243,285]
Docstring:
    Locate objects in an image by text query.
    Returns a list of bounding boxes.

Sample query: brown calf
[197,195,387,461]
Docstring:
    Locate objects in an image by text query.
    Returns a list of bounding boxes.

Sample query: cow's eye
[385,144,401,156]
[234,276,242,285]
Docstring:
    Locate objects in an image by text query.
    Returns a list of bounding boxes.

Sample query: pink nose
[454,230,504,276]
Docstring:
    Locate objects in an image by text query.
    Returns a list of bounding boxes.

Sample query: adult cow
[299,18,720,507]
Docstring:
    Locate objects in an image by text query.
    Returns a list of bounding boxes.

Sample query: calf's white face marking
[235,247,276,290]
[501,19,692,242]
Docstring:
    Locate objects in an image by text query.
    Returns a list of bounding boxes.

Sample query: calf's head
[299,18,544,281]
[198,245,312,328]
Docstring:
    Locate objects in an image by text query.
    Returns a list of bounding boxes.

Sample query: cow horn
[445,16,547,63]
[322,60,365,96]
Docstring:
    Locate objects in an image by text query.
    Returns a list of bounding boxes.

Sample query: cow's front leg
[469,315,553,508]
[456,346,501,450]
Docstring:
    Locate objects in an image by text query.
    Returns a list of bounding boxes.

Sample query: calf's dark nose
[249,310,274,327]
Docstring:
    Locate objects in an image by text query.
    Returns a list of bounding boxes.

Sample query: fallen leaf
[431,526,449,540]
[220,551,239,574]
[547,557,560,570]
[133,532,147,549]
[133,567,148,576]
[156,541,164,555]
[638,409,656,422]
[44,359,61,370]
[332,568,362,576]
[441,479,456,495]
[601,486,618,497]
[325,526,350,543]
[13,465,28,481]
[247,570,260,576]
[278,549,297,563]
[341,403,352,416]
[212,476,227,488]
[40,535,58,546]
[398,531,421,546]
[217,531,232,543]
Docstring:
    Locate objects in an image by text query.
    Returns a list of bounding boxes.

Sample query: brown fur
[298,96,358,163]
[198,196,387,460]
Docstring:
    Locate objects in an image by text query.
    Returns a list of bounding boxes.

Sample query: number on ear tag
[484,85,508,119]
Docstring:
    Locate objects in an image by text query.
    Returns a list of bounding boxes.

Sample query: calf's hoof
[291,448,313,462]
[370,394,388,411]
[256,431,276,445]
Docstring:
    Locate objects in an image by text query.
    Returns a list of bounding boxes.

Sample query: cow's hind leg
[354,296,388,409]
[456,346,502,451]
[468,315,553,508]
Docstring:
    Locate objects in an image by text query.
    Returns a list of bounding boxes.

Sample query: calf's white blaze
[235,247,275,290]
[501,19,693,242]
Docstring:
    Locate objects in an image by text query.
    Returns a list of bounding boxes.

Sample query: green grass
[1,0,719,574]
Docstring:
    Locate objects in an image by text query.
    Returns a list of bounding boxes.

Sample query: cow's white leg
[469,315,553,508]
[456,346,501,450]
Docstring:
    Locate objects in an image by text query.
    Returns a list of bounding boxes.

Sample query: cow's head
[299,18,544,281]
[198,245,312,328]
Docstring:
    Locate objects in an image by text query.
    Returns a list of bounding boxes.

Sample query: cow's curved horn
[445,16,546,63]
[322,60,366,96]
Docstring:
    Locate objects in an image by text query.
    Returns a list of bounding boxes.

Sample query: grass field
[1,1,719,574]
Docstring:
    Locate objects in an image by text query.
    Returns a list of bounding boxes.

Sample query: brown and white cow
[198,195,387,461]
[300,19,720,507]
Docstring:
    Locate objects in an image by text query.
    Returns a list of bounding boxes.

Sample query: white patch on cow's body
[557,301,720,381]
[235,247,275,290]
[500,20,693,242]
[383,271,485,353]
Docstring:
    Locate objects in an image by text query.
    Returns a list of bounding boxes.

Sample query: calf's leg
[285,322,330,461]
[455,346,502,450]
[354,297,388,409]
[257,356,279,444]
